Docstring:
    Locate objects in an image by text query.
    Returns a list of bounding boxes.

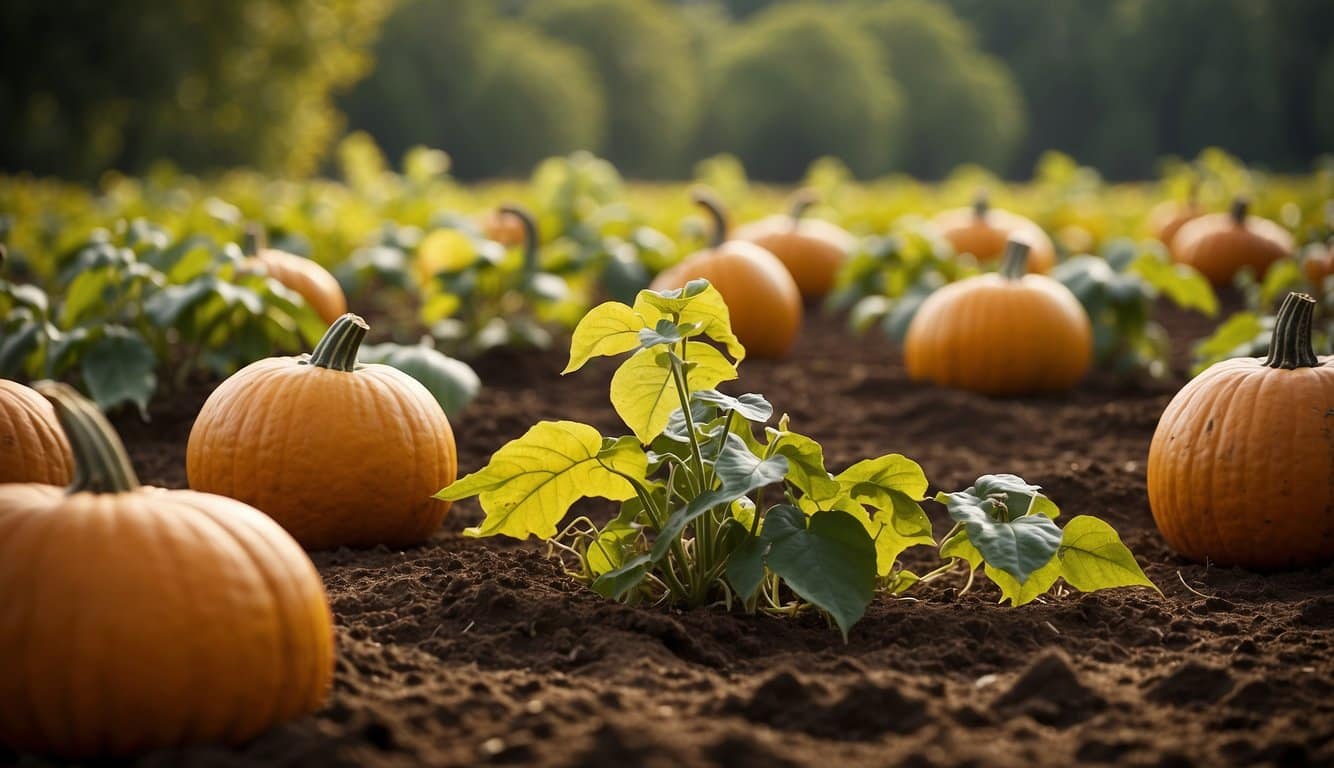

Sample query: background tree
[700,3,904,180]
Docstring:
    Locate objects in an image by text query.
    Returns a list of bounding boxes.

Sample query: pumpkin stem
[972,191,990,220]
[242,223,266,257]
[499,204,539,277]
[34,381,140,494]
[691,188,728,249]
[1230,195,1250,225]
[1262,292,1319,369]
[789,189,818,224]
[307,313,369,372]
[1000,239,1030,279]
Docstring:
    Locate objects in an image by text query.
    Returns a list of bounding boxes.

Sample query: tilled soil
[14,308,1334,768]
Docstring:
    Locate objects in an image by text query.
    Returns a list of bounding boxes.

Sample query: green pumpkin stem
[1263,292,1319,370]
[789,189,818,224]
[308,313,369,372]
[34,381,140,494]
[1000,239,1031,279]
[242,223,266,257]
[1230,195,1250,225]
[973,191,990,220]
[499,204,540,276]
[691,188,729,249]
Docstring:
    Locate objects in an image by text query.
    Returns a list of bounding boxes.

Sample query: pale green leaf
[633,281,745,362]
[610,342,736,444]
[769,429,841,501]
[985,557,1062,606]
[1057,515,1158,594]
[564,301,647,374]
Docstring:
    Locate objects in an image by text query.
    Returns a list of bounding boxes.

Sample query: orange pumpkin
[0,383,333,758]
[247,247,349,325]
[1148,198,1202,247]
[732,190,857,302]
[650,191,802,359]
[1302,242,1332,290]
[932,194,1056,273]
[0,378,72,485]
[480,208,526,247]
[904,240,1092,395]
[1171,196,1294,287]
[1148,292,1333,569]
[187,314,457,550]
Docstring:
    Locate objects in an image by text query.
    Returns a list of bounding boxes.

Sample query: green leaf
[940,528,983,570]
[694,389,773,422]
[1191,311,1268,375]
[359,342,481,418]
[763,506,877,640]
[80,326,157,416]
[835,454,930,507]
[0,321,41,375]
[633,281,745,362]
[586,513,640,577]
[638,318,690,348]
[610,342,737,444]
[768,430,841,501]
[985,558,1062,606]
[1057,515,1158,594]
[937,476,1063,584]
[725,535,767,601]
[439,421,646,540]
[61,267,114,326]
[144,277,220,327]
[591,554,652,599]
[1130,252,1217,316]
[855,494,936,576]
[564,301,647,374]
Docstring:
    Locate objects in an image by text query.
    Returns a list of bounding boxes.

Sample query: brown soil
[14,306,1334,768]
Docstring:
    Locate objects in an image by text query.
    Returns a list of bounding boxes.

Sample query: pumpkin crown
[691,188,728,249]
[1000,239,1030,279]
[499,204,539,276]
[35,381,140,494]
[1230,195,1250,225]
[972,191,990,220]
[1262,292,1319,370]
[306,313,369,372]
[789,189,818,224]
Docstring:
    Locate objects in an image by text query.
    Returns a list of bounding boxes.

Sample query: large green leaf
[835,454,930,507]
[564,301,646,373]
[725,536,767,601]
[610,342,736,444]
[80,326,157,416]
[763,506,877,640]
[439,421,647,540]
[1057,516,1158,593]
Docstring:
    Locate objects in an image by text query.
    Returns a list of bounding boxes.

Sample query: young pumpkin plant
[439,279,936,637]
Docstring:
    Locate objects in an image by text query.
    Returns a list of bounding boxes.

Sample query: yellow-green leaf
[438,421,646,540]
[985,558,1061,606]
[610,342,737,443]
[835,454,930,507]
[940,528,983,570]
[564,301,648,374]
[847,503,936,577]
[634,282,745,362]
[1057,515,1158,594]
[418,228,478,275]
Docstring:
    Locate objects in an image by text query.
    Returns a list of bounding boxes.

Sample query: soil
[11,305,1334,768]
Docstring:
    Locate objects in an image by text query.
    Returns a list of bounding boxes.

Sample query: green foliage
[701,3,905,180]
[357,341,481,418]
[934,475,1157,606]
[527,0,699,177]
[855,0,1026,177]
[0,222,324,414]
[0,0,389,179]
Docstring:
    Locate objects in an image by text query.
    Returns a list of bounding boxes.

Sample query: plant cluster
[440,280,1155,637]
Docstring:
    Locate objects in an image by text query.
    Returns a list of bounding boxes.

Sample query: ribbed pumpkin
[904,240,1093,395]
[932,194,1056,274]
[0,378,72,485]
[0,383,333,758]
[650,191,803,359]
[1171,196,1294,287]
[732,191,857,302]
[1148,293,1333,569]
[243,233,348,325]
[187,314,457,550]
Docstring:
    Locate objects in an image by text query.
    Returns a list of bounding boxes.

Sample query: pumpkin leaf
[693,389,773,422]
[768,429,841,502]
[762,506,877,641]
[835,453,930,507]
[1057,515,1158,594]
[610,342,736,444]
[638,318,690,348]
[1130,252,1217,316]
[936,477,1063,584]
[591,554,652,599]
[725,535,767,602]
[564,301,647,373]
[633,280,745,362]
[940,527,984,570]
[985,558,1063,606]
[80,326,157,417]
[441,421,646,540]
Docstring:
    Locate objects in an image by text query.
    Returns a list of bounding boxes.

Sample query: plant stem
[789,189,818,225]
[691,189,728,249]
[1230,195,1250,225]
[999,239,1030,279]
[972,191,989,219]
[499,204,540,279]
[1262,292,1319,369]
[307,313,367,371]
[35,381,140,494]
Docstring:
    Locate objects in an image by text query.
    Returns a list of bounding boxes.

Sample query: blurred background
[3,0,1331,183]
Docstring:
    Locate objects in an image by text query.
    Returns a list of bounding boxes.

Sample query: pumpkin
[1148,292,1333,569]
[731,190,857,301]
[904,239,1093,395]
[932,194,1057,273]
[0,378,73,485]
[480,207,526,247]
[1302,242,1332,290]
[187,314,457,550]
[1148,198,1201,247]
[358,341,481,418]
[1170,196,1294,287]
[246,246,348,325]
[649,191,802,359]
[0,383,333,758]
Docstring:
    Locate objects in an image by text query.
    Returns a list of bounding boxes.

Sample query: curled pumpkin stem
[34,381,141,495]
[1230,195,1250,225]
[1000,239,1031,279]
[1262,292,1318,370]
[308,313,369,372]
[691,188,729,249]
[789,188,819,224]
[499,204,540,277]
[972,191,990,220]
